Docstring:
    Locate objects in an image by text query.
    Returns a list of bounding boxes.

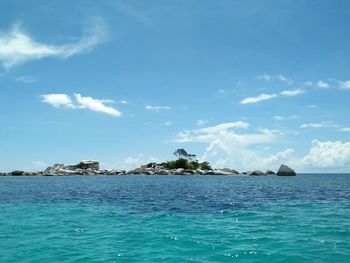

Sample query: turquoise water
[0,175,349,262]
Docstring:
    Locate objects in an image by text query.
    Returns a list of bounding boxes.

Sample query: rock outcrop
[249,170,265,176]
[265,170,275,175]
[10,170,24,176]
[127,165,239,176]
[277,164,296,176]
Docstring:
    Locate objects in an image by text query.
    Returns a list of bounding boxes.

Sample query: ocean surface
[0,174,349,262]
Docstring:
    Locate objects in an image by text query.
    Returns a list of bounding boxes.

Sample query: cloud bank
[174,121,350,172]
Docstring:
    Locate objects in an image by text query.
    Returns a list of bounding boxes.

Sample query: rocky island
[0,149,297,177]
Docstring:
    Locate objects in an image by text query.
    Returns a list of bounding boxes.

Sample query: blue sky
[0,0,350,172]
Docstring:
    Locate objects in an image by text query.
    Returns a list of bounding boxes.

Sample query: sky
[0,0,350,172]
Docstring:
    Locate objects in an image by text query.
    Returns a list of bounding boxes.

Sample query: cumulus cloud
[173,121,291,171]
[339,80,350,90]
[301,140,350,169]
[41,93,121,117]
[145,105,172,111]
[240,93,277,104]
[317,80,329,88]
[339,128,350,132]
[280,89,305,97]
[300,121,337,129]
[41,94,75,109]
[0,20,107,69]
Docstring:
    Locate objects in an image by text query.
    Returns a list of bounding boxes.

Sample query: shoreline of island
[0,161,296,177]
[0,149,296,177]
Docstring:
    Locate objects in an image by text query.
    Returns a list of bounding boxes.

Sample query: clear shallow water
[0,175,349,262]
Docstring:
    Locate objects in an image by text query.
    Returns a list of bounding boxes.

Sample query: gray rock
[249,170,265,176]
[203,170,217,175]
[174,168,185,174]
[277,164,296,176]
[10,170,24,176]
[127,167,148,174]
[0,172,6,176]
[221,168,239,174]
[195,169,205,175]
[265,170,275,175]
[156,169,171,175]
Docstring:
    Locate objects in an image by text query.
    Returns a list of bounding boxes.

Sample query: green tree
[173,148,196,160]
[199,161,212,170]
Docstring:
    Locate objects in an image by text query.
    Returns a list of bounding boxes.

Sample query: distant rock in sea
[265,170,275,175]
[249,170,265,176]
[277,164,296,176]
[10,170,24,176]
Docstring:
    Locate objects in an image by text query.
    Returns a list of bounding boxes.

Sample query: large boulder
[10,170,24,176]
[156,169,171,175]
[277,164,296,176]
[221,168,239,174]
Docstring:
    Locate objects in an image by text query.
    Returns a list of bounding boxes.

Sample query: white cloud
[273,116,284,121]
[120,100,128,104]
[339,128,350,132]
[74,94,121,117]
[32,160,47,170]
[317,80,329,88]
[0,20,107,69]
[308,104,319,109]
[303,81,313,86]
[174,122,288,171]
[145,105,172,111]
[41,93,121,117]
[274,115,298,121]
[301,140,350,169]
[240,93,277,104]
[110,154,159,170]
[164,121,173,126]
[257,74,293,84]
[173,121,350,172]
[196,119,208,126]
[195,121,249,134]
[280,89,305,97]
[275,74,293,84]
[257,74,271,81]
[300,121,337,129]
[174,121,271,146]
[339,80,350,90]
[15,76,37,83]
[41,94,75,108]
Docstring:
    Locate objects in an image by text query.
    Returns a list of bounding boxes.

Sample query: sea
[0,174,349,262]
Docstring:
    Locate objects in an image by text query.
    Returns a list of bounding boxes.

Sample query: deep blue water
[0,174,349,262]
